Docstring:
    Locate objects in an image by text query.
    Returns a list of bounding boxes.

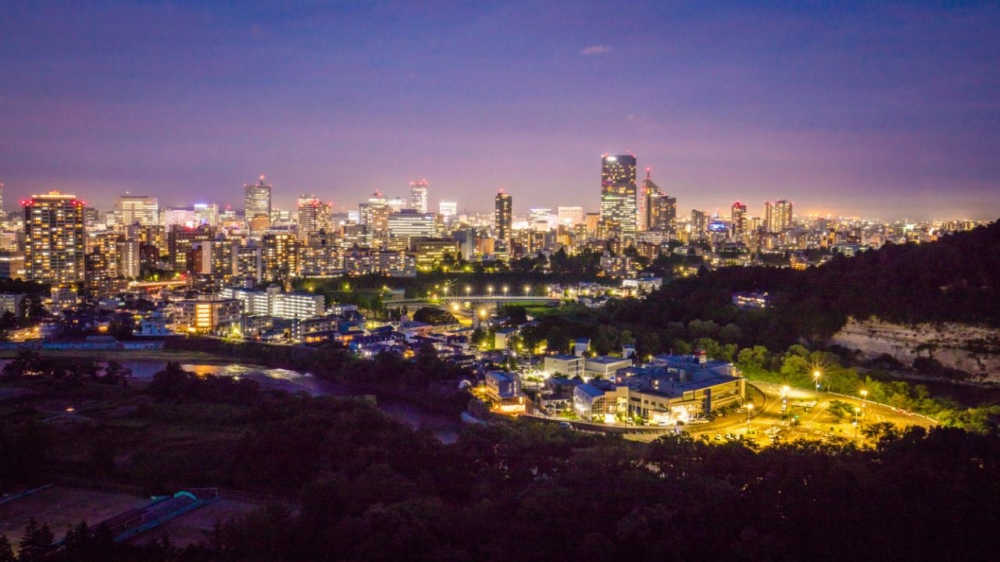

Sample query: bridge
[388,295,564,308]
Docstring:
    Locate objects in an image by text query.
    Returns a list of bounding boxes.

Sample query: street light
[813,370,821,393]
[502,285,509,297]
[860,389,868,410]
[465,285,471,297]
[487,285,493,297]
[524,284,531,295]
[746,403,754,435]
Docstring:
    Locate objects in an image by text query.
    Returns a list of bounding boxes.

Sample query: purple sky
[2,1,998,221]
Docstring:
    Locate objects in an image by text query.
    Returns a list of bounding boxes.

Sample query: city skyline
[1,2,999,220]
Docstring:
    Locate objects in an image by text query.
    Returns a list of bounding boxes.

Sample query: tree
[17,518,54,562]
[719,323,743,344]
[0,535,14,562]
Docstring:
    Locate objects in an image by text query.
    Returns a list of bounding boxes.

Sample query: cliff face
[830,318,1000,383]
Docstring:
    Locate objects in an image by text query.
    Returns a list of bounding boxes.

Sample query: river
[0,359,462,444]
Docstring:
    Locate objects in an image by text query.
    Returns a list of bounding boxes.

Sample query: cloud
[579,44,611,56]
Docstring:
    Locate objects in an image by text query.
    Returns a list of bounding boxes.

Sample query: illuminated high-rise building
[690,209,707,240]
[193,203,218,227]
[298,195,332,242]
[23,191,86,288]
[649,193,677,233]
[599,154,638,242]
[439,200,458,220]
[764,200,793,233]
[495,189,512,242]
[262,232,300,284]
[360,191,389,248]
[115,195,159,227]
[731,201,748,239]
[774,200,793,231]
[557,206,584,227]
[410,180,429,214]
[638,168,658,232]
[244,175,272,234]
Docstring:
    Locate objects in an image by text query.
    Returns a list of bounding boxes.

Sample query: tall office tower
[495,189,512,241]
[731,201,748,239]
[388,209,438,246]
[649,193,678,233]
[599,154,638,242]
[360,191,389,248]
[297,195,332,241]
[439,200,457,220]
[115,195,159,227]
[557,206,584,227]
[764,201,774,233]
[638,168,661,232]
[691,209,707,240]
[244,175,272,233]
[410,180,429,213]
[23,192,86,288]
[773,200,793,231]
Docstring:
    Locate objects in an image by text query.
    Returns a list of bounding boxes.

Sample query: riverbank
[0,348,234,364]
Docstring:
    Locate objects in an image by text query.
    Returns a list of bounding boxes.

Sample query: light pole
[502,285,509,297]
[854,407,861,440]
[487,285,493,297]
[813,370,821,393]
[465,285,471,298]
[524,284,530,296]
[746,403,754,435]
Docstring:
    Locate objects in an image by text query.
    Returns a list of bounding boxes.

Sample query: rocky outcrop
[829,318,1000,383]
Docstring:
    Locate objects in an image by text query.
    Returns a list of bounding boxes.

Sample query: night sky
[2,1,998,221]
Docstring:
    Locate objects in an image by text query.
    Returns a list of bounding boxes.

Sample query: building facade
[599,154,638,243]
[24,192,86,288]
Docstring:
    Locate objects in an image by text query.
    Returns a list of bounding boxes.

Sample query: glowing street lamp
[465,285,471,297]
[502,285,509,297]
[813,370,821,393]
[524,284,531,295]
[487,285,494,297]
[746,403,754,434]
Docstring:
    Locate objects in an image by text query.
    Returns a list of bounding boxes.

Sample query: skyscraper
[298,195,332,241]
[731,201,748,239]
[360,191,389,248]
[764,200,793,233]
[23,191,86,288]
[599,154,638,242]
[691,209,707,240]
[115,194,159,226]
[495,189,512,242]
[649,193,677,233]
[244,175,272,234]
[773,200,793,232]
[638,168,658,232]
[410,180,429,214]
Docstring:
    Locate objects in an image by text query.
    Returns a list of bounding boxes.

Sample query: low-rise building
[485,370,522,401]
[584,355,632,380]
[172,298,243,335]
[544,354,584,378]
